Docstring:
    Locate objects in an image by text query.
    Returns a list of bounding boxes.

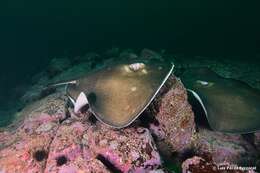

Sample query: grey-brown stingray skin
[67,59,174,128]
[182,68,260,134]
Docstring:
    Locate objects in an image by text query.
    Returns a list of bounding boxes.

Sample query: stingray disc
[182,68,260,133]
[67,59,174,128]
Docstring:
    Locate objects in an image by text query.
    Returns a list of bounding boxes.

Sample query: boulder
[148,76,195,153]
[182,156,255,173]
[193,128,258,166]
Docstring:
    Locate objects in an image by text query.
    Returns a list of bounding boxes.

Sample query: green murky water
[0,0,259,126]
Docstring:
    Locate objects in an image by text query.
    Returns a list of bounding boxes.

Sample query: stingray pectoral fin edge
[187,89,208,119]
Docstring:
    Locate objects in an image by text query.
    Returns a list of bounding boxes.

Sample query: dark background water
[0,0,259,109]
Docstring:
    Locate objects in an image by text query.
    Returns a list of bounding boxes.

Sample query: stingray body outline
[182,68,260,134]
[51,59,174,128]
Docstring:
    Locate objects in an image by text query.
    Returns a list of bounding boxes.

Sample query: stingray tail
[42,80,77,91]
[47,80,77,87]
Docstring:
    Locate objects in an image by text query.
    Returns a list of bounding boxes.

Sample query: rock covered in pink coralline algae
[181,156,255,173]
[15,93,68,127]
[0,94,67,173]
[86,122,162,172]
[148,76,195,152]
[181,157,209,173]
[44,120,163,173]
[0,132,53,172]
[0,90,166,173]
[193,128,258,165]
[44,121,111,173]
[0,112,60,173]
[45,119,164,173]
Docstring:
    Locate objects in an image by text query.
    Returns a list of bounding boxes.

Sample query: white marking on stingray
[129,62,145,71]
[196,80,209,86]
[187,89,208,117]
[74,92,89,114]
[141,69,148,74]
[124,65,131,73]
[196,80,214,87]
[131,86,137,91]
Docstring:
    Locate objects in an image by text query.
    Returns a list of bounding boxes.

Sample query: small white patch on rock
[109,140,118,150]
[82,133,89,145]
[99,139,108,146]
[36,122,56,133]
[130,151,139,160]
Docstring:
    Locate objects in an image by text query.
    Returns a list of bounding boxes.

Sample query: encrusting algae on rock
[0,93,166,172]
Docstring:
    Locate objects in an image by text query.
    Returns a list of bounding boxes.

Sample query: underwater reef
[0,48,259,173]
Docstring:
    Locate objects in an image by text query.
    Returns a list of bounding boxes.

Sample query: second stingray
[181,68,260,134]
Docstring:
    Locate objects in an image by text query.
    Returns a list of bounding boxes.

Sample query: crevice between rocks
[96,154,123,173]
[42,124,62,172]
[58,108,71,124]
